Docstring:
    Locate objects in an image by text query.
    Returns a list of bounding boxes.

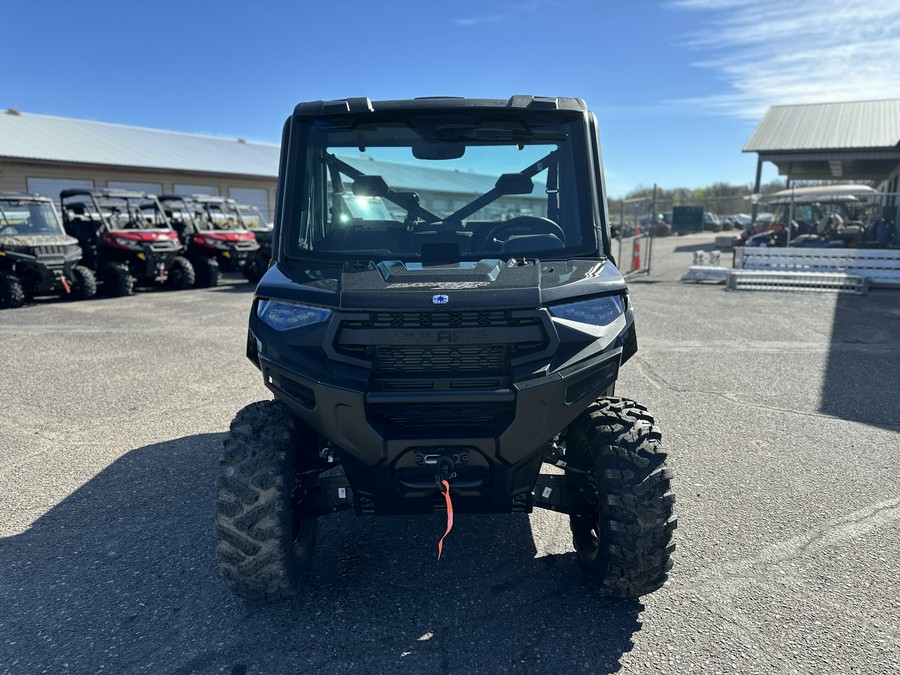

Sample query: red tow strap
[437,479,454,559]
[60,276,71,294]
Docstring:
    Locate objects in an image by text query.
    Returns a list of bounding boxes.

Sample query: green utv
[0,192,96,308]
[216,96,676,600]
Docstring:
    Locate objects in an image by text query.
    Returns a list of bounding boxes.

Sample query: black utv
[216,96,676,601]
[158,195,260,287]
[61,189,195,296]
[0,192,97,308]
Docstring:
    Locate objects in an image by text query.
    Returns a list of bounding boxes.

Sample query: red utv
[158,195,259,287]
[60,188,195,296]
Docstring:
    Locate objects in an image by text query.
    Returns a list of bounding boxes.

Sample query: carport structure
[744,99,900,188]
[744,99,900,243]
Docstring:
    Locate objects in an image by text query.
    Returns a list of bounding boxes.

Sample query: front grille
[368,401,514,437]
[374,345,505,374]
[342,310,533,329]
[34,244,72,257]
[150,241,178,253]
[334,310,547,374]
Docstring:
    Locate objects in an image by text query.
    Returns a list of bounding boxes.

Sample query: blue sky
[6,0,900,197]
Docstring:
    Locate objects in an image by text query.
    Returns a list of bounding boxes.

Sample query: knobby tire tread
[214,399,318,601]
[567,397,677,598]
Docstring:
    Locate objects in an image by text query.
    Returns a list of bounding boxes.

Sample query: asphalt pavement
[1,232,899,674]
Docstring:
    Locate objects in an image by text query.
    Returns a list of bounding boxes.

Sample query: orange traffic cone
[632,227,641,272]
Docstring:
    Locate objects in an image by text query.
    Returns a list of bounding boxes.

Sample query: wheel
[68,265,97,301]
[166,256,196,290]
[101,262,135,296]
[0,272,26,309]
[194,256,220,288]
[242,251,267,284]
[215,400,320,601]
[471,216,566,250]
[565,397,676,598]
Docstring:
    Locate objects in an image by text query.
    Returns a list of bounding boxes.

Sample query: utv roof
[293,95,588,117]
[61,188,157,200]
[0,191,54,203]
[159,194,236,204]
[761,184,877,204]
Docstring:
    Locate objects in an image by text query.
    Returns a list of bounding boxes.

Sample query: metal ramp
[733,247,900,287]
[681,266,730,283]
[726,270,869,294]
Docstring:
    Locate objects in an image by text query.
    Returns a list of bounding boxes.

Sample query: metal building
[0,108,279,219]
[0,109,546,222]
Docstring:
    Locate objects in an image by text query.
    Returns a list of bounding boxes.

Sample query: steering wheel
[471,216,566,250]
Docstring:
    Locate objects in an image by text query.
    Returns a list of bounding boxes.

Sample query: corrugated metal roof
[744,100,900,152]
[0,109,544,198]
[0,110,280,176]
[340,155,540,197]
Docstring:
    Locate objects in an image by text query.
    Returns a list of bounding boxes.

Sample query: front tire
[166,256,196,291]
[0,272,26,309]
[566,397,676,598]
[69,265,97,301]
[215,400,319,601]
[242,251,268,284]
[101,262,135,297]
[194,256,220,288]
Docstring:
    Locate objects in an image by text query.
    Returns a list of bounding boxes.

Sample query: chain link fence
[610,187,900,249]
[610,194,751,240]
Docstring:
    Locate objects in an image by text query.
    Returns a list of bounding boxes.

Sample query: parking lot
[1,232,899,674]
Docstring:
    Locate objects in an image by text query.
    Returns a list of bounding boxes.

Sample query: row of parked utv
[0,189,273,309]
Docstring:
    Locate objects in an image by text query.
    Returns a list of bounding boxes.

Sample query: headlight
[115,237,143,249]
[257,300,332,331]
[549,295,624,326]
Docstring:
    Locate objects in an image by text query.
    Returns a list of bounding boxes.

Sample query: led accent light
[549,295,624,326]
[257,300,332,331]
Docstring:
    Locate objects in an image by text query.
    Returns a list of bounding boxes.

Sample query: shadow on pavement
[0,433,643,675]
[820,289,900,432]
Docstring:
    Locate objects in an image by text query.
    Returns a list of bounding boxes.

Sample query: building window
[26,177,93,204]
[107,181,162,194]
[228,187,270,221]
[173,184,218,196]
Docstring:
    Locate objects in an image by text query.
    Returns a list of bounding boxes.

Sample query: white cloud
[669,0,900,118]
[454,0,556,27]
[453,14,503,26]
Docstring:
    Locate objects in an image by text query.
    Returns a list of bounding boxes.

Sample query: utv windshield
[202,202,244,230]
[236,204,268,229]
[64,194,172,230]
[284,111,598,262]
[0,199,66,236]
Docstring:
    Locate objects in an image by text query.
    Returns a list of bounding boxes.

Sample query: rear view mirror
[412,141,465,160]
[495,173,534,195]
[351,175,390,198]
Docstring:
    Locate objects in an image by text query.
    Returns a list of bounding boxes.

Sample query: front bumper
[250,306,633,515]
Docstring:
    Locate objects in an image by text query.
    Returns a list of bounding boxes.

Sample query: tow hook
[431,454,457,485]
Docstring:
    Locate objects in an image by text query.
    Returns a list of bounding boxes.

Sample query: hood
[257,257,626,310]
[0,233,80,249]
[106,229,178,242]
